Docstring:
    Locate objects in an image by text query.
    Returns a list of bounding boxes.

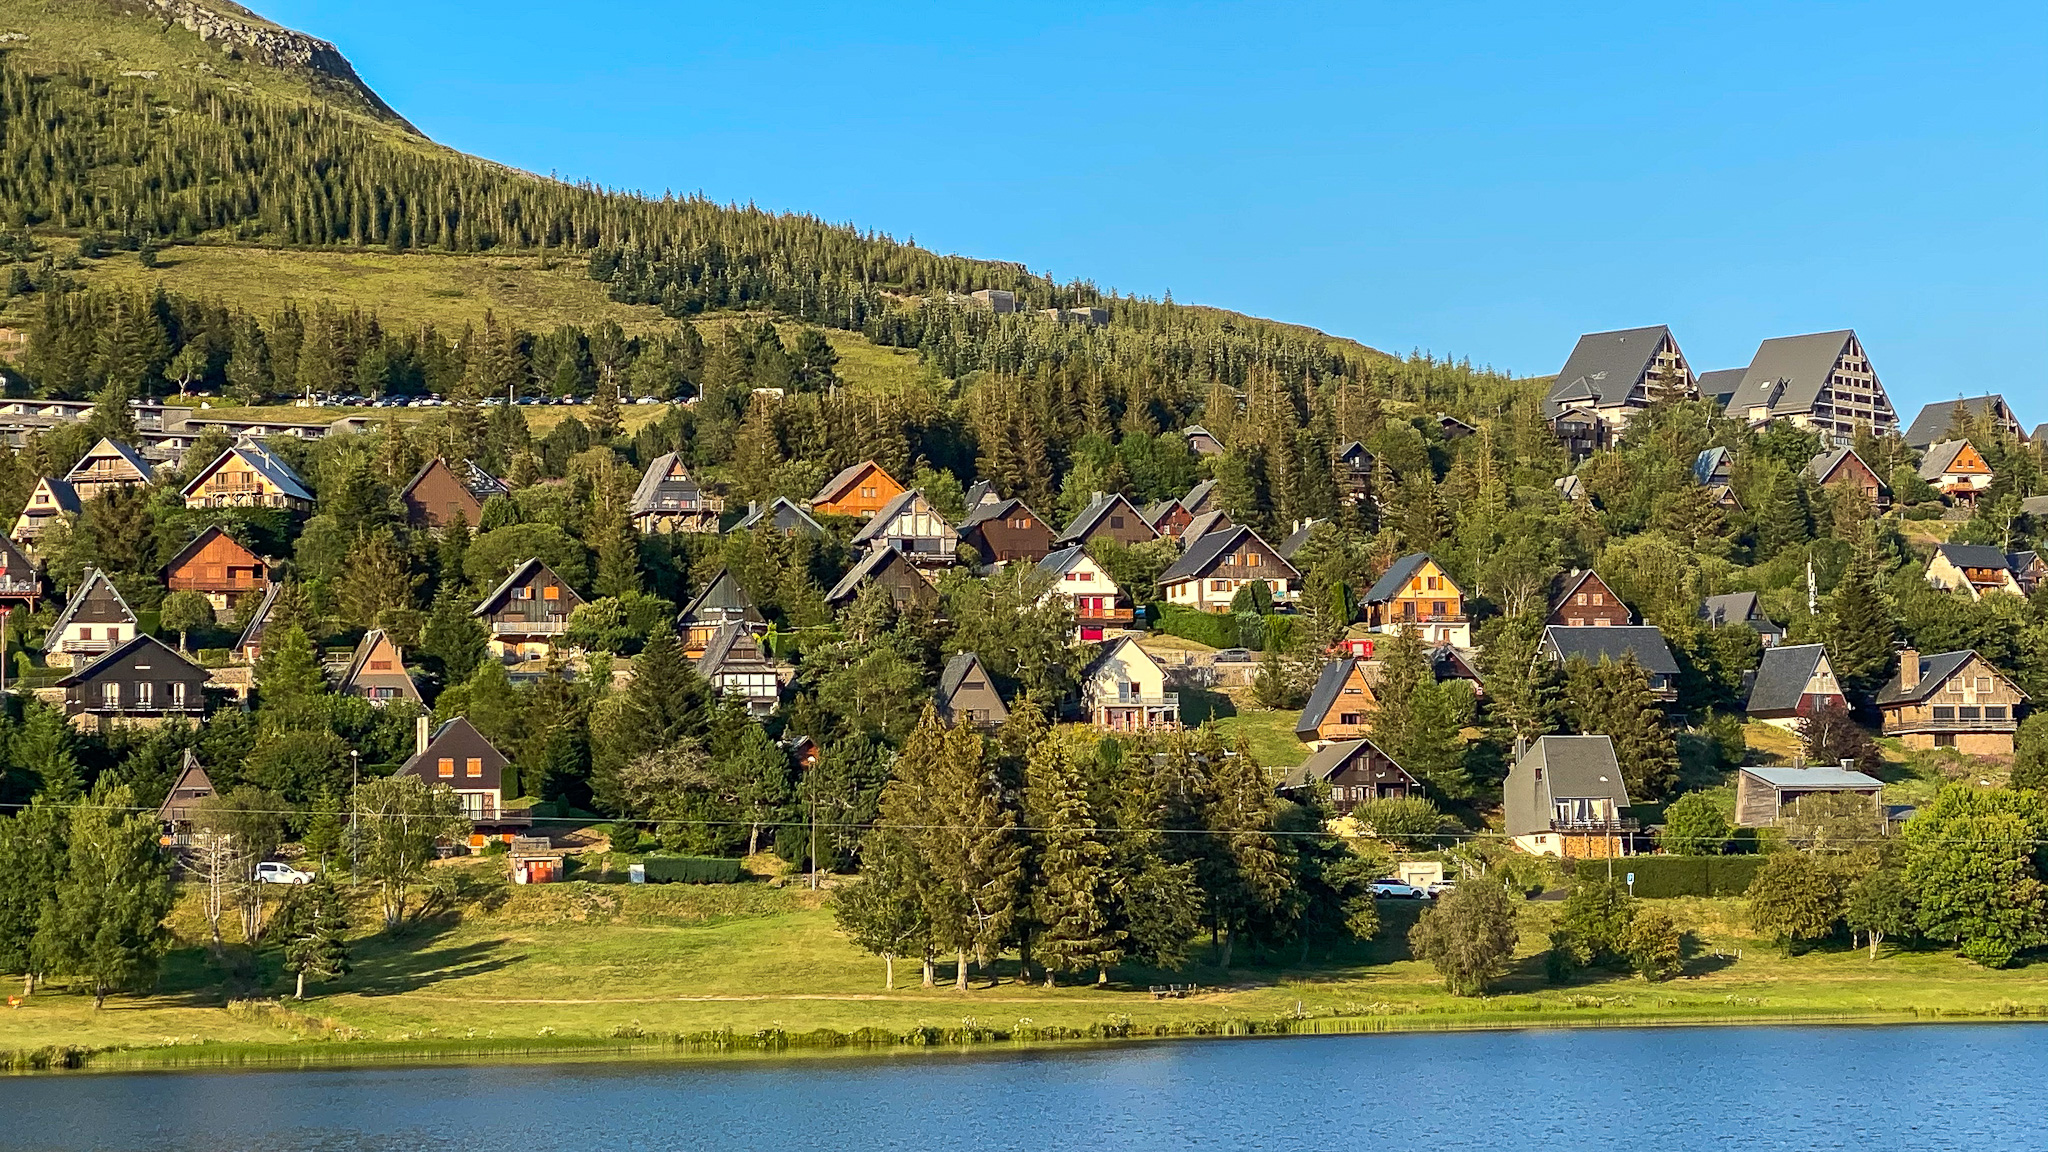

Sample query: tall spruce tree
[1025,734,1123,986]
[35,783,173,1008]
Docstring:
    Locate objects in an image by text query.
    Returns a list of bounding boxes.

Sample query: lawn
[14,858,2048,1071]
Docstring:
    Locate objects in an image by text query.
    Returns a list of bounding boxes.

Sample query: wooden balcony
[492,618,570,636]
[1883,716,2019,735]
[1551,817,1640,833]
[1075,606,1136,623]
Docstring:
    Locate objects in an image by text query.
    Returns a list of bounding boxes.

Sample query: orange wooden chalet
[810,460,905,520]
[163,526,271,611]
[400,457,505,532]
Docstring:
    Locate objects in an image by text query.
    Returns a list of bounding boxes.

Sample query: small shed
[510,836,564,884]
[1735,765,1884,827]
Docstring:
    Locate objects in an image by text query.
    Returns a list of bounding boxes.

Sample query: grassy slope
[10,859,2048,1068]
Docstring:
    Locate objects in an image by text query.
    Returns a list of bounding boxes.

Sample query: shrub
[640,856,744,884]
[1658,792,1731,856]
[1155,605,1237,649]
[1408,879,1519,996]
[1621,909,1683,981]
[608,824,645,854]
[1351,796,1443,849]
[1571,856,1763,898]
[1745,853,1846,950]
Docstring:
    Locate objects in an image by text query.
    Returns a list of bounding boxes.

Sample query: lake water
[0,1024,2040,1151]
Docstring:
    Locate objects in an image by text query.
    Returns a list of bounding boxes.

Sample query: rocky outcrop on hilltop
[135,0,418,131]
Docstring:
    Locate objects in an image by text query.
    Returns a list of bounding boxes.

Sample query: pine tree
[0,799,68,995]
[591,621,709,814]
[35,782,173,1008]
[14,704,83,800]
[255,625,326,729]
[1025,734,1123,985]
[1368,625,1428,756]
[924,719,1024,989]
[1203,743,1295,967]
[1821,552,1893,697]
[275,873,352,1000]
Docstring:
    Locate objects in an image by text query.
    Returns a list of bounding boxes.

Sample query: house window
[513,587,531,600]
[371,660,392,671]
[1935,734,1957,748]
[1211,580,1229,592]
[1432,601,1446,618]
[1976,677,1993,694]
[466,757,483,778]
[1339,712,1363,726]
[1959,707,1981,721]
[438,757,455,778]
[1933,707,1955,720]
[1592,593,1605,606]
[134,682,153,708]
[169,681,186,708]
[860,485,877,499]
[1110,516,1125,529]
[543,586,560,602]
[100,682,120,708]
[1986,706,2007,720]
[1575,593,1588,606]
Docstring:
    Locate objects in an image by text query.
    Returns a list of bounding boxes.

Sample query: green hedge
[1152,606,1299,652]
[639,855,744,884]
[1572,855,1764,898]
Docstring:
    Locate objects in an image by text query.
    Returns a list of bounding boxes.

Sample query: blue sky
[266,1,2046,418]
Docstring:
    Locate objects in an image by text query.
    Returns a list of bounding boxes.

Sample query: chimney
[415,714,430,757]
[1900,648,1921,692]
[1513,735,1529,761]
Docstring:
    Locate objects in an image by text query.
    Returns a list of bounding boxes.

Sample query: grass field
[9,856,2048,1071]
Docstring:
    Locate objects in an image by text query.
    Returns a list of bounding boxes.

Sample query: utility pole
[349,749,360,886]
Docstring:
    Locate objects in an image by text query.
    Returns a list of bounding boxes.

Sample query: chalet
[0,533,41,609]
[399,457,504,532]
[1544,326,1697,438]
[824,545,933,610]
[1692,448,1745,510]
[851,489,959,568]
[1876,648,2027,756]
[935,652,1009,730]
[156,750,215,846]
[1733,765,1883,829]
[963,479,1000,508]
[1917,440,1994,508]
[1280,737,1419,814]
[338,628,423,705]
[1139,498,1195,539]
[810,460,905,520]
[1036,545,1135,642]
[1430,644,1486,698]
[1698,368,1746,410]
[1701,591,1785,647]
[732,497,825,538]
[163,526,270,611]
[1335,441,1375,504]
[395,716,531,846]
[472,559,587,660]
[1277,519,1322,564]
[1437,413,1478,440]
[1053,492,1158,549]
[1744,644,1846,729]
[1180,479,1218,517]
[1181,508,1232,542]
[1535,625,1682,701]
[1726,330,1899,442]
[1807,447,1890,509]
[1550,410,1607,461]
[64,437,154,502]
[2011,551,2046,596]
[1925,544,2023,600]
[1360,554,1469,647]
[54,634,209,731]
[676,568,764,657]
[1552,474,1588,503]
[1183,425,1225,456]
[1294,657,1378,745]
[697,622,780,717]
[181,440,314,514]
[13,477,80,548]
[1547,569,1631,628]
[1081,636,1178,732]
[1903,395,2024,449]
[1504,735,1635,859]
[1157,526,1300,614]
[630,451,724,534]
[234,582,281,664]
[46,568,137,668]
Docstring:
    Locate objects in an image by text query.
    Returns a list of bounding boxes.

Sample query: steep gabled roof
[1692,447,1731,486]
[46,568,136,647]
[1505,736,1629,838]
[1875,650,1988,706]
[339,628,423,703]
[1698,368,1746,406]
[825,545,927,604]
[936,652,1008,725]
[1157,525,1299,585]
[55,632,204,686]
[811,459,895,506]
[1904,396,2014,448]
[1138,499,1183,528]
[235,581,284,653]
[163,524,263,575]
[1548,569,1611,614]
[1335,440,1374,465]
[628,451,705,514]
[1296,657,1361,736]
[1278,519,1321,562]
[1544,326,1685,417]
[66,437,154,484]
[698,620,773,677]
[182,440,313,502]
[1036,544,1095,580]
[1181,479,1217,514]
[1807,446,1883,488]
[1539,625,1680,676]
[1362,554,1438,605]
[850,488,931,545]
[733,496,825,536]
[156,750,215,822]
[963,479,998,508]
[397,716,509,780]
[1935,543,2013,572]
[1917,440,1981,481]
[1281,736,1408,790]
[961,496,1028,530]
[677,568,764,627]
[1182,509,1231,542]
[1700,591,1783,636]
[1727,331,1858,418]
[1746,643,1832,715]
[1183,424,1221,446]
[1054,492,1156,546]
[472,558,574,616]
[24,476,82,517]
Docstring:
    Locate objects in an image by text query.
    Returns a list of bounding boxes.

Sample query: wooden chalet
[54,634,209,732]
[1280,737,1418,814]
[1295,657,1378,745]
[851,489,959,568]
[472,559,586,660]
[181,440,314,514]
[825,545,933,611]
[64,437,154,502]
[1335,440,1375,505]
[935,652,1009,730]
[13,476,81,549]
[1547,569,1631,628]
[339,628,423,705]
[1925,544,2024,600]
[630,451,724,534]
[1157,526,1300,614]
[958,498,1055,566]
[1734,765,1883,828]
[1876,648,2027,756]
[733,497,825,539]
[234,583,283,664]
[395,716,531,846]
[1807,447,1890,509]
[1054,492,1159,549]
[1917,440,1994,508]
[1743,644,1846,729]
[1505,736,1635,859]
[697,622,780,717]
[1360,553,1468,646]
[44,568,137,667]
[1183,425,1225,456]
[1139,498,1194,539]
[400,457,505,532]
[1181,508,1232,543]
[2011,551,2046,596]
[676,568,765,657]
[1430,643,1486,698]
[163,526,271,611]
[1700,591,1785,647]
[0,533,42,609]
[1081,636,1178,732]
[810,460,905,520]
[1180,479,1218,517]
[1035,545,1136,642]
[1535,625,1682,701]
[156,750,216,846]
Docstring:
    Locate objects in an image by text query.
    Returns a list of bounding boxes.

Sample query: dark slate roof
[851,489,928,545]
[1727,331,1857,418]
[1544,326,1680,417]
[66,437,154,483]
[1362,554,1434,605]
[1182,509,1231,541]
[1035,544,1091,579]
[46,568,135,648]
[1156,525,1297,584]
[964,479,998,508]
[961,496,1028,530]
[825,545,923,604]
[28,477,81,516]
[1181,479,1217,513]
[1549,569,1605,613]
[1693,446,1731,486]
[1296,658,1358,736]
[1698,368,1746,406]
[55,633,203,686]
[1281,736,1403,790]
[1539,625,1680,676]
[1138,499,1181,528]
[234,581,283,652]
[1278,519,1320,561]
[1336,440,1374,465]
[1875,650,1978,706]
[2024,495,2048,518]
[1700,591,1783,636]
[2033,425,2048,446]
[1918,440,1972,480]
[629,451,705,515]
[1505,736,1629,838]
[677,568,763,627]
[1745,643,1830,715]
[698,620,773,677]
[733,496,825,536]
[1936,543,2012,572]
[184,440,312,501]
[1903,396,2012,448]
[1054,492,1155,546]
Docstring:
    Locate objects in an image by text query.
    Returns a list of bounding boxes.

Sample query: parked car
[1213,648,1253,664]
[255,861,314,886]
[1426,880,1456,899]
[1369,880,1428,900]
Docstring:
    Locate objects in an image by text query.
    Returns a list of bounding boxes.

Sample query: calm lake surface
[1,1024,2040,1151]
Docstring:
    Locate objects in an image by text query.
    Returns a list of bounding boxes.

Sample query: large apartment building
[1723,330,1899,443]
